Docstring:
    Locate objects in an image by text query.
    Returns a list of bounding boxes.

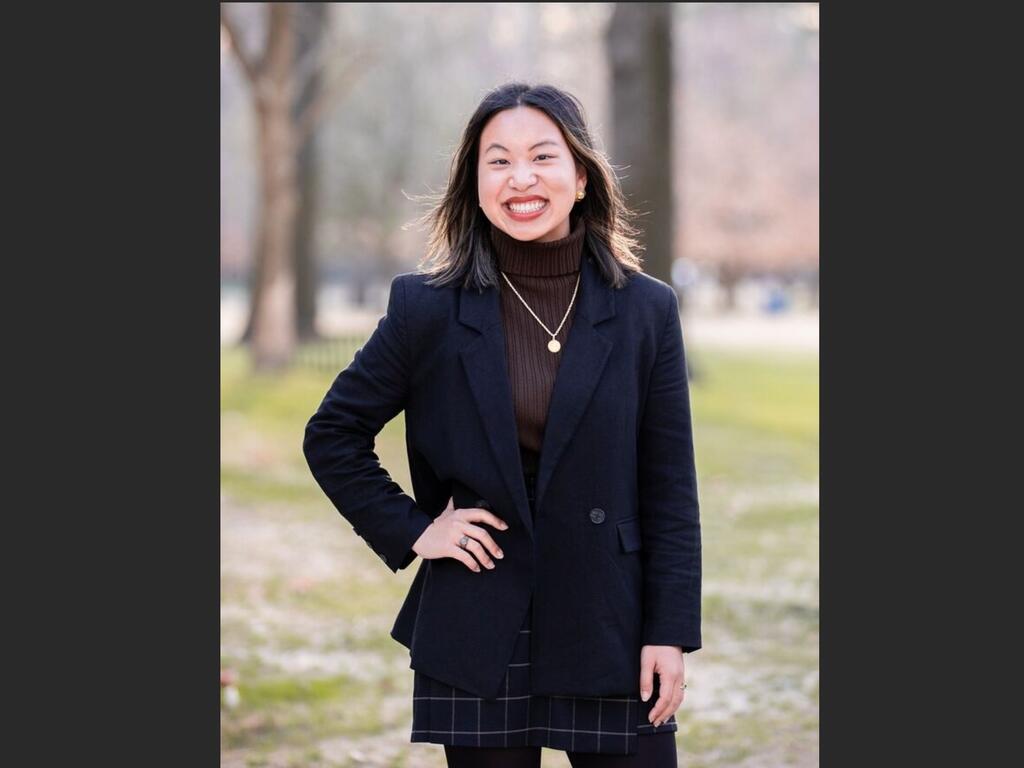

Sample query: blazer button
[589,508,606,524]
[475,499,493,511]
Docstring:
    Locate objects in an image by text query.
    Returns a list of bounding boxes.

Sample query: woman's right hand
[412,497,509,572]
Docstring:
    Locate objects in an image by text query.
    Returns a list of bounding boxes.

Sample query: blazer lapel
[458,253,617,537]
[459,283,533,536]
[534,255,615,513]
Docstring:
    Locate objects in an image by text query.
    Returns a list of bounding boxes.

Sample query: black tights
[443,731,678,767]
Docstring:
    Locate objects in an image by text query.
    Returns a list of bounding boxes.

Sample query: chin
[512,227,555,243]
[517,217,569,242]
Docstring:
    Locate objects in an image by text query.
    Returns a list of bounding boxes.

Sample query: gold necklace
[499,270,581,353]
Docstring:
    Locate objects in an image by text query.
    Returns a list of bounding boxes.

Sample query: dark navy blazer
[303,251,701,700]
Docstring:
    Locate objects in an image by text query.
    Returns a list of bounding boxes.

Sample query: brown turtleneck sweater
[489,217,586,476]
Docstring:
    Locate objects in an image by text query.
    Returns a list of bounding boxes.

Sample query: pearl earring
[576,189,586,201]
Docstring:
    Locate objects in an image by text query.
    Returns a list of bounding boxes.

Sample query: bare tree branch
[264,3,293,83]
[220,5,261,84]
[294,48,378,151]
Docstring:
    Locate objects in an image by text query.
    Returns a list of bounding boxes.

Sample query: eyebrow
[484,139,560,154]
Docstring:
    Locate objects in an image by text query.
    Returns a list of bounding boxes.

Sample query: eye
[487,155,555,165]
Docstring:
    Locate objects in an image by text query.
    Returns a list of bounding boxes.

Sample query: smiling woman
[304,82,699,768]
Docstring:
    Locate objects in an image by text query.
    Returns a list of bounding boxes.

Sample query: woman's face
[477,106,587,243]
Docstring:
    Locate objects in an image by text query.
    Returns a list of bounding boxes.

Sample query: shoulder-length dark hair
[411,82,645,292]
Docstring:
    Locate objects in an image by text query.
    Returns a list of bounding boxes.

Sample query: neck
[489,217,587,277]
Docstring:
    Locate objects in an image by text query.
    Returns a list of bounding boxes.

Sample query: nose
[509,168,537,190]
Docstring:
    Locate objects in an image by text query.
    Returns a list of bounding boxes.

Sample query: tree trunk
[249,4,298,372]
[293,2,327,342]
[239,216,266,345]
[607,2,675,290]
[608,4,696,380]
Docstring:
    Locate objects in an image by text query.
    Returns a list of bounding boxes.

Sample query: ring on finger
[458,535,470,549]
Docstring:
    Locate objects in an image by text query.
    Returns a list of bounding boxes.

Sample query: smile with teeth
[506,200,548,214]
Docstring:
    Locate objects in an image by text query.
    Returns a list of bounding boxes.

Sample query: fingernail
[641,691,650,702]
[496,550,504,558]
[474,566,481,572]
[501,523,509,530]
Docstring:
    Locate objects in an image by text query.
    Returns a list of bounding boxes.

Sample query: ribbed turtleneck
[490,217,586,476]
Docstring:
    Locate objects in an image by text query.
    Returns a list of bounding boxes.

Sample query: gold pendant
[547,339,561,353]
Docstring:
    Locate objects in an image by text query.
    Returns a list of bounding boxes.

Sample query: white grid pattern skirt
[409,596,677,756]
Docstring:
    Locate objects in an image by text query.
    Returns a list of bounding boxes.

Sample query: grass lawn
[220,341,818,768]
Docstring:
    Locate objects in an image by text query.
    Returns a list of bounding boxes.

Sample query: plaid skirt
[409,470,677,756]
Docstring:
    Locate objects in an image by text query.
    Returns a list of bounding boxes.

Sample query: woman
[303,82,701,768]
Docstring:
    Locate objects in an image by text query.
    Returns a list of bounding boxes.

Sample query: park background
[220,3,819,767]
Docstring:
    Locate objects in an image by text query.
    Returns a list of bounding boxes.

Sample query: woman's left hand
[640,645,686,726]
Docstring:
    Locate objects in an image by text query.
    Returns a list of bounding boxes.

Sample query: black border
[17,4,222,765]
[820,3,999,765]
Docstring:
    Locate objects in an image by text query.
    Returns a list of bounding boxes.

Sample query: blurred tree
[608,3,698,379]
[325,5,418,308]
[221,3,372,370]
[293,3,327,341]
[607,2,675,296]
[221,3,297,371]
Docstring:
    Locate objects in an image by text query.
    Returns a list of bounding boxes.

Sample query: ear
[576,163,588,190]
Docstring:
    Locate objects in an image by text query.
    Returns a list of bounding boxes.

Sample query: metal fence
[292,335,369,374]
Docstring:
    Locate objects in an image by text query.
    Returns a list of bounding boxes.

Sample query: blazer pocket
[617,517,643,553]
